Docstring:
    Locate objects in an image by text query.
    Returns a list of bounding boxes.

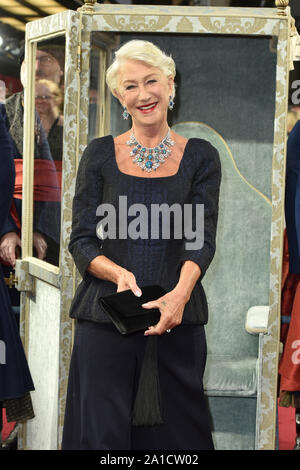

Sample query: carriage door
[13,10,116,450]
[13,15,74,449]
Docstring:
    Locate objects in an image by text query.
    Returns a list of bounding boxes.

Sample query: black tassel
[132,335,163,426]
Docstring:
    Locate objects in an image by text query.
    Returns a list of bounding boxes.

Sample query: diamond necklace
[126,128,175,172]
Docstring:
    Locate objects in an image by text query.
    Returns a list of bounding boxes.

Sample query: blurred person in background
[0,106,34,449]
[35,78,64,161]
[0,44,62,270]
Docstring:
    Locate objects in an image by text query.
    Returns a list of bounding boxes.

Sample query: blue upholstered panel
[204,355,258,397]
[208,396,257,450]
[172,122,272,359]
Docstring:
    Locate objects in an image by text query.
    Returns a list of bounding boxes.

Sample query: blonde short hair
[35,78,64,112]
[106,40,176,98]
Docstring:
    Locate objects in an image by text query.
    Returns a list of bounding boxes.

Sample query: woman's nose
[138,85,151,101]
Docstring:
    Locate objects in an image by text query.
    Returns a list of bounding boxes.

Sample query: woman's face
[117,59,173,129]
[35,82,54,114]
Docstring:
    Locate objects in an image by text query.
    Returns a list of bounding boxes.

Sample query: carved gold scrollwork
[103,15,172,32]
[275,0,289,16]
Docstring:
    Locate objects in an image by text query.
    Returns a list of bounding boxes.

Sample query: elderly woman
[62,40,221,450]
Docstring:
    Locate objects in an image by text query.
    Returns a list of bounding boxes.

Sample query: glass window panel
[88,32,119,142]
[32,36,65,266]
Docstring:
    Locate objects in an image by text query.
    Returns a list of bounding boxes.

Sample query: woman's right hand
[116,268,142,297]
[88,256,142,297]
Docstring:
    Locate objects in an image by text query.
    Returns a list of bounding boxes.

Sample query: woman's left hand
[142,289,188,336]
[33,232,48,260]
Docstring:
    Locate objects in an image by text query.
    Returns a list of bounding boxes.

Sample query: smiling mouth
[137,102,158,113]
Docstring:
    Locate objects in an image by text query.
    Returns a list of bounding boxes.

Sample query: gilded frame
[17,10,80,448]
[19,4,290,450]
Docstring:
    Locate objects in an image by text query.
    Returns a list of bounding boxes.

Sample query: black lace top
[68,135,221,325]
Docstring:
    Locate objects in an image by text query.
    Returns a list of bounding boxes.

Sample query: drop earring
[122,106,129,120]
[168,96,174,111]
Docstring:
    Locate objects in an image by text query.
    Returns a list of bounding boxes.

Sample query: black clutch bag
[99,285,166,335]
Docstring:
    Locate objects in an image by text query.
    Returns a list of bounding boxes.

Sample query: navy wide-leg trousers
[61,320,214,450]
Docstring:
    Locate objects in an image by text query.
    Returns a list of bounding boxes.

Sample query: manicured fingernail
[135,290,142,297]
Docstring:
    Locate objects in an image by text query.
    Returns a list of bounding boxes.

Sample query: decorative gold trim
[22,40,36,259]
[91,4,284,20]
[78,0,97,13]
[20,10,79,450]
[90,9,282,37]
[276,0,289,16]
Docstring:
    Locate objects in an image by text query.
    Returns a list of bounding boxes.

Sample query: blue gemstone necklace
[126,128,175,172]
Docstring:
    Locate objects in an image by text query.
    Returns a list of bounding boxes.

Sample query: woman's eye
[126,85,135,90]
[147,80,157,85]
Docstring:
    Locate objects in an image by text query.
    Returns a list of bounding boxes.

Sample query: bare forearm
[173,260,201,302]
[87,255,124,284]
[87,255,142,296]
